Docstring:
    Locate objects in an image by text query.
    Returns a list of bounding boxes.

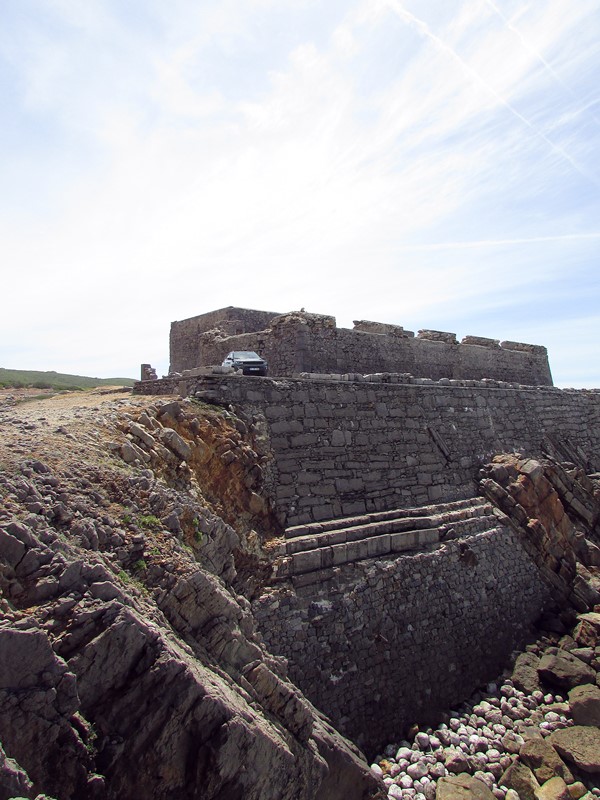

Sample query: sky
[1,0,599,386]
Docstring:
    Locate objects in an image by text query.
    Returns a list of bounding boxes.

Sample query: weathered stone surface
[512,651,542,693]
[537,650,596,691]
[534,776,571,800]
[0,741,37,800]
[0,625,89,799]
[549,726,600,774]
[444,749,470,774]
[499,760,541,800]
[168,307,551,385]
[436,773,495,800]
[568,684,600,727]
[0,395,381,800]
[566,781,588,800]
[160,427,192,461]
[573,613,600,648]
[519,738,574,784]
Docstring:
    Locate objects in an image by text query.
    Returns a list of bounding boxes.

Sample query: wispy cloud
[0,0,598,385]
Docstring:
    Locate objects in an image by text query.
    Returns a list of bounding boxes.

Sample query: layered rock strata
[0,392,378,800]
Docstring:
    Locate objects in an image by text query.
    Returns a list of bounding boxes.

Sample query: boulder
[534,776,571,800]
[549,726,600,774]
[519,738,574,784]
[499,760,541,800]
[573,612,600,648]
[436,773,495,800]
[512,652,542,693]
[566,782,588,800]
[444,749,470,774]
[537,650,596,690]
[568,684,600,727]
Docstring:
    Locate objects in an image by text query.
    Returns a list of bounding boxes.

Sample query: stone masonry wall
[131,373,600,755]
[252,525,554,753]
[169,310,553,386]
[142,375,600,529]
[169,307,280,373]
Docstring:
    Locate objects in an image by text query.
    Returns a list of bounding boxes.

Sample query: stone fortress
[136,307,600,752]
[168,306,553,386]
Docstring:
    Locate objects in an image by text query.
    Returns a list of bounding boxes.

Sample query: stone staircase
[271,497,502,583]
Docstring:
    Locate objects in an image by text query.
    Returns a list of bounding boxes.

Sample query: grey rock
[549,726,600,774]
[436,773,495,800]
[573,613,600,648]
[534,776,571,800]
[538,650,596,691]
[568,684,600,727]
[499,760,541,800]
[512,652,542,694]
[519,737,574,784]
[159,428,192,461]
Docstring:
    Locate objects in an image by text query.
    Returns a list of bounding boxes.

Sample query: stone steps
[271,497,501,582]
[284,496,489,540]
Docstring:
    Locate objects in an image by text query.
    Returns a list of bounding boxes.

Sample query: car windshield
[232,352,261,359]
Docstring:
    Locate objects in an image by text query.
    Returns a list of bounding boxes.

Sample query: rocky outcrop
[479,455,600,615]
[0,394,378,800]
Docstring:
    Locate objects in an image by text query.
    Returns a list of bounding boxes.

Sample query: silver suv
[222,351,268,376]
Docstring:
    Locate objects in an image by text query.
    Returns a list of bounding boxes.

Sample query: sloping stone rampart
[136,374,600,529]
[253,524,553,753]
[169,307,553,386]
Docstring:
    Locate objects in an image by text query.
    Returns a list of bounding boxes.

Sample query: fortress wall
[252,526,553,752]
[137,375,600,529]
[178,376,600,528]
[169,307,280,372]
[132,372,600,752]
[170,312,553,385]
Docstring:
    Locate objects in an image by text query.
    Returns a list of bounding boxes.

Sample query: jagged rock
[568,684,600,726]
[444,749,470,774]
[436,773,495,800]
[159,428,192,461]
[537,650,596,690]
[573,613,600,648]
[512,652,543,694]
[571,563,600,609]
[499,760,541,800]
[129,422,156,449]
[549,726,600,774]
[0,740,38,800]
[519,738,574,784]
[120,440,149,464]
[0,431,378,800]
[0,625,89,799]
[243,661,314,741]
[534,776,571,800]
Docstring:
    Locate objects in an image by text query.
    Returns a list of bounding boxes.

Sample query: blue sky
[1,0,598,386]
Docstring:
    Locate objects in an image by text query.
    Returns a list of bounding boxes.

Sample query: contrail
[482,0,600,130]
[384,0,599,186]
[482,0,567,88]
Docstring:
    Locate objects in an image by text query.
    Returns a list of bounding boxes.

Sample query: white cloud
[0,0,598,383]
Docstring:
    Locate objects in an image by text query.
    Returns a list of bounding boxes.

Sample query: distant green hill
[0,368,135,390]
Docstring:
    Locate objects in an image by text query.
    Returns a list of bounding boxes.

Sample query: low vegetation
[0,368,135,391]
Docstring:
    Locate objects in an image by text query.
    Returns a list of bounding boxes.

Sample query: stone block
[331,544,349,565]
[367,535,390,557]
[291,549,323,574]
[342,501,366,517]
[271,420,304,435]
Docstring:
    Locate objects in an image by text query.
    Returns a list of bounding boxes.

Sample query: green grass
[0,368,135,391]
[137,514,161,530]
